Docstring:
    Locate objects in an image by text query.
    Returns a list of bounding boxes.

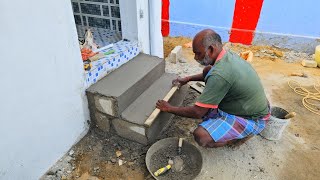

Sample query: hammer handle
[284,112,296,119]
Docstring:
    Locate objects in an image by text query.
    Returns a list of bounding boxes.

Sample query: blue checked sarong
[199,109,270,143]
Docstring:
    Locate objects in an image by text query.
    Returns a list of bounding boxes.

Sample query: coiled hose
[288,80,320,116]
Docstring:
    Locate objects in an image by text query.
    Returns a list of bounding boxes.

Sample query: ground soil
[163,36,192,58]
[42,37,320,180]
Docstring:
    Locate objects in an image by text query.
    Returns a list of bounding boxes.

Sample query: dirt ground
[42,37,320,180]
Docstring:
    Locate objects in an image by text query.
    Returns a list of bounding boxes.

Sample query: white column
[120,0,150,54]
[119,0,138,41]
[149,0,164,58]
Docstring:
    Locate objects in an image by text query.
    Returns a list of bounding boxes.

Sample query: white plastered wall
[0,0,89,179]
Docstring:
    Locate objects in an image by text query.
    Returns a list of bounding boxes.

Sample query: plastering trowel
[172,138,184,172]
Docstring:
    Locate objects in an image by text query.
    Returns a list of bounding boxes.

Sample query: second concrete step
[112,73,189,144]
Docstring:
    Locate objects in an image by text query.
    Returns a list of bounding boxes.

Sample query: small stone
[171,46,182,63]
[116,150,122,157]
[266,50,273,54]
[72,166,75,170]
[273,50,284,57]
[118,159,123,166]
[94,167,99,171]
[68,150,74,156]
[46,171,55,175]
[66,171,72,174]
[56,169,63,176]
[301,60,317,68]
[178,58,187,63]
[111,158,117,163]
[290,72,308,78]
[65,156,72,162]
[128,161,135,166]
[61,175,67,180]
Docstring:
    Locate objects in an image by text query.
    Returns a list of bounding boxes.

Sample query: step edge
[86,53,164,96]
[120,73,177,124]
[117,59,165,114]
[146,85,189,142]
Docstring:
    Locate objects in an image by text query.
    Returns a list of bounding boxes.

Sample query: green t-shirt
[196,51,269,119]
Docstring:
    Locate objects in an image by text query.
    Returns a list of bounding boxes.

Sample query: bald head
[193,29,222,50]
[192,29,223,65]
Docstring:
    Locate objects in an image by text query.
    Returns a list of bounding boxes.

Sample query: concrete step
[86,53,165,117]
[121,73,177,125]
[112,73,189,144]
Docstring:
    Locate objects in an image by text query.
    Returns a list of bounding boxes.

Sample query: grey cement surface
[87,53,165,116]
[113,83,188,145]
[116,58,165,114]
[87,53,164,97]
[93,95,117,116]
[112,118,148,145]
[121,73,177,125]
[93,111,112,132]
[146,85,189,143]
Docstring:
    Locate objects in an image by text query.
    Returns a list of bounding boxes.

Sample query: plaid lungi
[199,109,270,143]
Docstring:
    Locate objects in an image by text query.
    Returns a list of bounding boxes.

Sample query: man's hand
[156,100,210,119]
[156,100,172,112]
[172,77,189,88]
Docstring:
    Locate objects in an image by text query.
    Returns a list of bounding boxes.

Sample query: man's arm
[156,100,209,119]
[172,65,212,87]
[186,73,204,82]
